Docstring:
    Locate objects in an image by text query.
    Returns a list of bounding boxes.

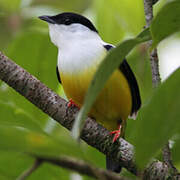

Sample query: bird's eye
[64,19,71,25]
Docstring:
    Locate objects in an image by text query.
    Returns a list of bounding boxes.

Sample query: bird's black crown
[39,12,98,33]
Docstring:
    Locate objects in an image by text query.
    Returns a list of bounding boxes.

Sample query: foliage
[151,0,180,47]
[0,0,180,179]
[133,68,180,167]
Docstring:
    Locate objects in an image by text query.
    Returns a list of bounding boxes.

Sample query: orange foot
[110,124,122,143]
[67,98,80,109]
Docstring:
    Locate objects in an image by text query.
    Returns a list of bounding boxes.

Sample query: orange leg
[67,98,80,109]
[110,124,122,143]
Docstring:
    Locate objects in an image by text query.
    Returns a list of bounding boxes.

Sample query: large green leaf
[28,162,70,180]
[0,81,48,129]
[0,150,87,180]
[151,0,180,46]
[171,136,180,165]
[0,151,34,179]
[131,68,180,168]
[72,28,151,139]
[0,151,71,180]
[125,45,153,103]
[123,46,153,140]
[0,89,85,175]
[0,125,83,159]
[0,101,43,133]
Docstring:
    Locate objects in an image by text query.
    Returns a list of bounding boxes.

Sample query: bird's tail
[106,155,122,173]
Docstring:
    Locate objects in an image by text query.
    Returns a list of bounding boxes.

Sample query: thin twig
[144,0,153,28]
[162,143,173,167]
[143,0,161,87]
[37,156,130,180]
[16,159,42,180]
[149,48,161,87]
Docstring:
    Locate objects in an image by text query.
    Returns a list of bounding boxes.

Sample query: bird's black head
[39,12,98,33]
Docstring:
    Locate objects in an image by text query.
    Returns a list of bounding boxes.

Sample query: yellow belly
[61,68,132,131]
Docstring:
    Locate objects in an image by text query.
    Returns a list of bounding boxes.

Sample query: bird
[39,12,141,173]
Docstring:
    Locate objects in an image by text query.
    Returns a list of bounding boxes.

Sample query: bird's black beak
[39,15,56,24]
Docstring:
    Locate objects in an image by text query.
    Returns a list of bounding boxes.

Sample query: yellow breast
[61,66,132,131]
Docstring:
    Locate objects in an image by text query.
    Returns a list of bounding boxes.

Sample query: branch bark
[0,52,139,176]
[143,0,161,87]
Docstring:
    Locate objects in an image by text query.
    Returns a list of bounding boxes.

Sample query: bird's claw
[110,125,122,143]
[67,98,80,109]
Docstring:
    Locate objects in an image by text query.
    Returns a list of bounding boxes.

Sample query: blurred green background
[0,0,180,179]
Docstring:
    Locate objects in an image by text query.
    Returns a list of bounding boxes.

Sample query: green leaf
[0,88,83,159]
[28,162,70,180]
[0,151,34,179]
[72,28,151,139]
[0,150,73,180]
[0,125,83,159]
[131,68,180,168]
[171,136,180,165]
[151,0,180,47]
[0,82,47,129]
[0,101,43,133]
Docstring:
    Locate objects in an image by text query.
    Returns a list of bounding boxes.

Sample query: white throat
[48,23,106,74]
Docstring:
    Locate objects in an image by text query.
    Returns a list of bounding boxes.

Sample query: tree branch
[144,0,153,28]
[37,156,130,180]
[143,161,169,180]
[16,159,42,180]
[143,160,180,180]
[143,0,161,87]
[0,52,139,176]
[149,48,161,87]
